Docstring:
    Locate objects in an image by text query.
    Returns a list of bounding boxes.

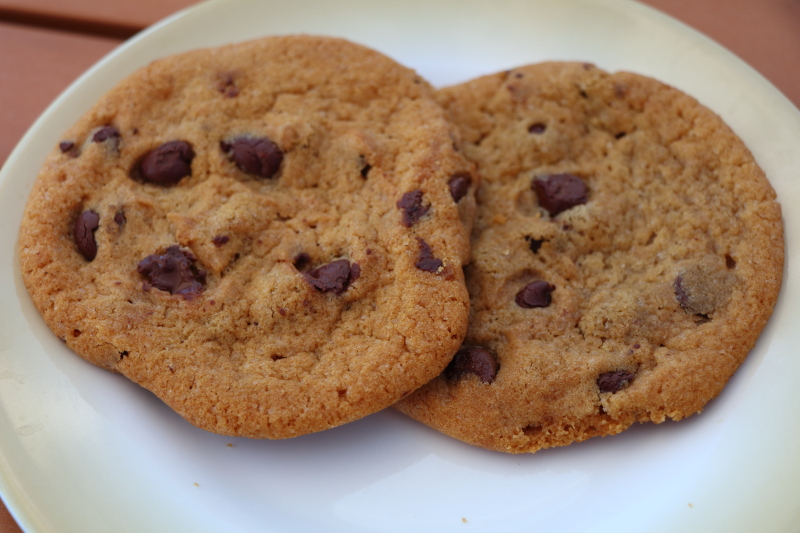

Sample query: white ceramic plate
[1,0,799,531]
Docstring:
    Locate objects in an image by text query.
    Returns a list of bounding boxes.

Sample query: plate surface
[1,1,799,532]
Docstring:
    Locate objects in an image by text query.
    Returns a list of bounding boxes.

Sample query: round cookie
[395,62,784,453]
[18,35,477,439]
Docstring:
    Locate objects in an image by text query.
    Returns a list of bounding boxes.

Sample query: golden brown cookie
[395,62,784,453]
[18,35,477,439]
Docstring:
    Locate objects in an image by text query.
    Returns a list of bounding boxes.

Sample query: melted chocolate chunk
[59,140,79,157]
[597,370,635,393]
[221,136,283,178]
[532,173,588,216]
[73,210,99,261]
[674,275,690,310]
[304,259,357,294]
[529,123,546,134]
[217,72,240,97]
[397,190,429,227]
[137,245,206,298]
[114,210,126,227]
[444,346,499,384]
[92,126,121,149]
[673,260,733,316]
[515,280,554,308]
[415,238,443,273]
[137,141,195,185]
[212,235,230,247]
[448,173,472,203]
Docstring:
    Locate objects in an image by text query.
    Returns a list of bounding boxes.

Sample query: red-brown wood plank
[0,0,197,38]
[640,0,800,107]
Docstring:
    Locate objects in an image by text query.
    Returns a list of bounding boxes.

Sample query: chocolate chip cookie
[19,35,477,439]
[395,62,784,453]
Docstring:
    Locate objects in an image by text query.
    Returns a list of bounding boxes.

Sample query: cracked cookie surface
[19,35,476,439]
[395,62,784,453]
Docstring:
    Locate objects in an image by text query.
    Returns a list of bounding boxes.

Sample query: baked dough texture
[395,62,784,453]
[19,35,477,439]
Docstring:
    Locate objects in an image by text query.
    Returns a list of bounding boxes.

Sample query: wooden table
[0,1,798,531]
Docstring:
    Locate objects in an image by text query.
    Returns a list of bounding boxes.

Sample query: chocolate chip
[415,238,443,273]
[304,259,357,294]
[397,190,429,227]
[448,173,471,203]
[217,72,239,98]
[673,260,733,316]
[515,280,554,308]
[597,370,634,393]
[137,245,206,298]
[59,140,79,157]
[524,235,545,254]
[221,136,283,178]
[444,346,499,383]
[92,126,121,149]
[137,141,195,185]
[114,209,126,227]
[212,235,230,247]
[674,275,690,309]
[532,173,588,216]
[529,123,546,134]
[73,210,100,261]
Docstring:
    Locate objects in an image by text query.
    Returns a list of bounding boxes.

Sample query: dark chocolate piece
[73,210,100,261]
[597,371,635,393]
[674,275,690,310]
[221,136,283,178]
[397,190,429,227]
[92,126,121,149]
[528,123,546,134]
[59,140,79,157]
[217,72,240,98]
[532,173,588,216]
[137,141,195,185]
[673,262,732,316]
[444,346,499,384]
[415,238,443,273]
[114,209,126,227]
[448,173,471,202]
[212,235,230,247]
[304,259,356,294]
[515,280,554,308]
[137,245,206,298]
